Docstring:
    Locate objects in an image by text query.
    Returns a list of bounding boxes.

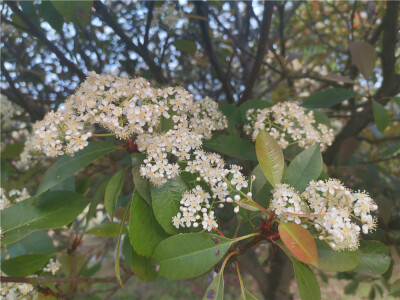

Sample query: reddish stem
[213,228,226,237]
[268,233,280,239]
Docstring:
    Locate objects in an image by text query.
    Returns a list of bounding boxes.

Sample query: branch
[93,1,167,84]
[1,61,45,121]
[5,1,86,81]
[239,1,274,104]
[195,1,235,103]
[324,1,400,165]
[143,1,154,47]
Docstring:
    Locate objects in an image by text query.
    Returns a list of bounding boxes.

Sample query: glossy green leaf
[38,141,118,195]
[203,270,224,300]
[203,134,257,161]
[278,223,318,266]
[2,254,50,277]
[173,39,197,54]
[50,176,75,191]
[114,200,131,287]
[372,101,389,132]
[249,165,273,209]
[1,191,89,245]
[153,233,234,280]
[38,1,64,32]
[292,259,321,300]
[129,190,169,257]
[220,103,242,137]
[316,240,360,272]
[51,0,93,28]
[302,88,358,108]
[284,144,322,192]
[151,176,188,235]
[349,41,376,78]
[7,231,55,258]
[354,240,391,278]
[104,168,126,219]
[132,153,152,204]
[87,222,127,237]
[123,235,158,282]
[255,131,284,188]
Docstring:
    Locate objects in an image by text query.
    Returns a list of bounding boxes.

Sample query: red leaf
[278,223,318,266]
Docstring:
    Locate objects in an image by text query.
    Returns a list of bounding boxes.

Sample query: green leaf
[379,142,400,157]
[292,259,321,300]
[153,233,234,280]
[114,200,131,287]
[392,96,400,107]
[219,103,242,137]
[104,168,126,219]
[87,222,127,237]
[316,240,360,272]
[372,101,390,132]
[38,1,64,32]
[1,191,89,245]
[344,281,359,295]
[284,144,322,192]
[122,235,158,282]
[1,254,50,277]
[349,41,376,78]
[255,131,284,188]
[7,231,55,258]
[129,190,169,257]
[50,176,75,191]
[389,279,400,297]
[86,179,108,224]
[203,270,224,300]
[302,88,358,108]
[50,0,93,28]
[203,134,257,161]
[132,153,152,204]
[354,240,391,278]
[38,141,118,195]
[20,1,40,26]
[278,223,318,266]
[151,176,188,235]
[172,39,197,54]
[1,143,24,159]
[242,289,258,300]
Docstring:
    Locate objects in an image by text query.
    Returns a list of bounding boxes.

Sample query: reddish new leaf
[278,223,318,266]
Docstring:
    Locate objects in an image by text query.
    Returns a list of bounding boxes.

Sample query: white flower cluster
[0,188,30,210]
[171,150,251,231]
[172,185,218,231]
[43,258,61,275]
[244,101,335,151]
[151,1,187,29]
[270,179,378,250]
[0,274,38,300]
[27,73,227,161]
[0,95,24,124]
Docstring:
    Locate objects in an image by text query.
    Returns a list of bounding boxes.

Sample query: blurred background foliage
[1,0,400,299]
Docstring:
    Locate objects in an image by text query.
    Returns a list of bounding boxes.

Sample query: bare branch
[239,1,275,104]
[93,1,167,84]
[195,1,235,103]
[5,1,86,81]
